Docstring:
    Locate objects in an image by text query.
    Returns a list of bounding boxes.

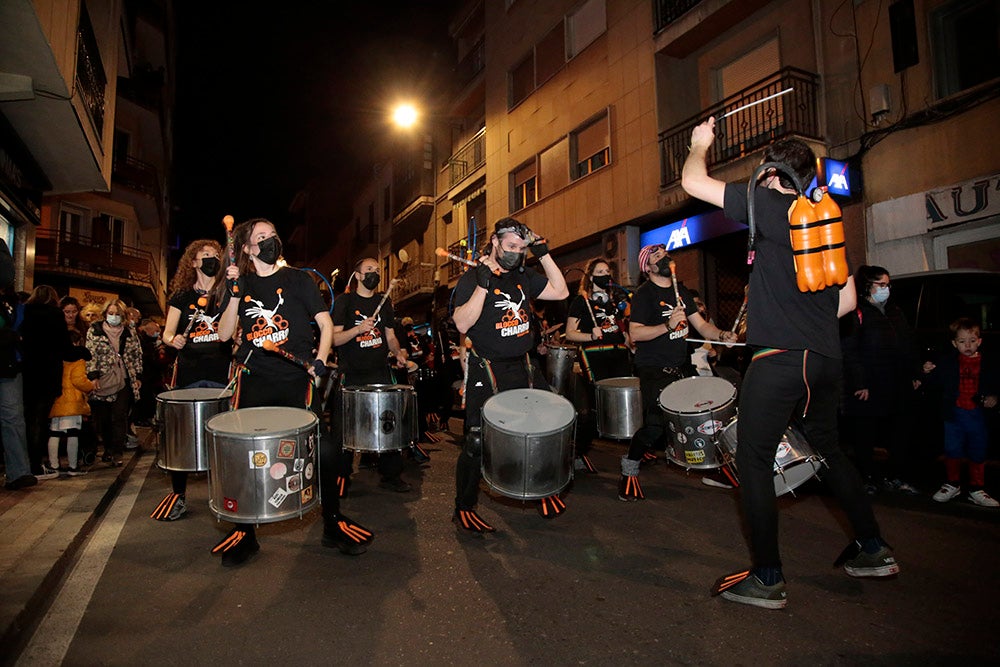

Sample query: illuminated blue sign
[807,158,852,198]
[639,210,747,251]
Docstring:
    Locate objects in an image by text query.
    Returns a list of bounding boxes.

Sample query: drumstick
[180,296,208,338]
[720,88,794,119]
[730,288,748,335]
[668,260,686,326]
[217,349,252,399]
[435,247,500,275]
[685,337,746,347]
[371,278,399,320]
[222,215,239,296]
[584,290,599,330]
[261,339,313,372]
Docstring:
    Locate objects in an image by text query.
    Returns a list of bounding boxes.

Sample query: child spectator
[47,332,98,476]
[924,318,998,507]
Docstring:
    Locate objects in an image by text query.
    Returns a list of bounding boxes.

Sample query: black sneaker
[453,508,496,534]
[322,514,374,555]
[150,493,187,521]
[409,443,431,464]
[379,477,412,493]
[220,534,260,567]
[336,475,351,498]
[538,494,566,519]
[618,475,645,501]
[4,475,38,490]
[841,541,900,578]
[717,571,787,610]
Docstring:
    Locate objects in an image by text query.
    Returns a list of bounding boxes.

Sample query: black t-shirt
[454,266,548,360]
[629,279,697,369]
[724,182,843,359]
[567,294,626,346]
[333,291,395,374]
[237,268,326,378]
[169,289,230,385]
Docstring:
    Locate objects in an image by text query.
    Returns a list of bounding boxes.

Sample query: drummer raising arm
[452,217,568,533]
[330,257,414,496]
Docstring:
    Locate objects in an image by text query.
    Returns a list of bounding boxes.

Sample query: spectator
[0,240,35,490]
[132,318,166,426]
[86,299,142,466]
[60,296,88,338]
[841,266,922,495]
[47,331,96,475]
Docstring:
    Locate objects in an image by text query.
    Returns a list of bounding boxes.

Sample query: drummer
[150,239,230,522]
[618,244,737,502]
[216,218,373,566]
[452,217,569,532]
[564,258,632,473]
[331,257,412,496]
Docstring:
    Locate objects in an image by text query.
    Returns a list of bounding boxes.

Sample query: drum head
[207,407,316,436]
[658,376,735,414]
[157,388,233,402]
[483,388,575,434]
[348,384,415,392]
[596,376,639,389]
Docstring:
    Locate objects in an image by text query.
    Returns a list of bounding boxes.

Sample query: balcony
[455,37,485,90]
[76,4,107,140]
[33,229,164,314]
[445,229,485,282]
[447,128,486,190]
[393,264,437,307]
[653,0,772,58]
[112,156,164,229]
[658,67,820,188]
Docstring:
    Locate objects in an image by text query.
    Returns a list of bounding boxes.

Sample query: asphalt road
[11,430,1000,666]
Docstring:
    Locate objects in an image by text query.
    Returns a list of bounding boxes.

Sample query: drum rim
[156,388,234,402]
[343,384,415,392]
[205,406,317,437]
[595,376,640,388]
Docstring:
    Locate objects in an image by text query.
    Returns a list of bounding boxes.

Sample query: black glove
[311,359,330,377]
[87,370,102,380]
[529,239,549,258]
[476,262,492,288]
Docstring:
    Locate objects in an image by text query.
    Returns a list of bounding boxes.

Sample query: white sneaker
[38,465,60,480]
[968,490,999,507]
[932,483,961,503]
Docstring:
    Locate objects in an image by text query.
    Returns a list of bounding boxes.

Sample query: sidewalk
[0,427,154,652]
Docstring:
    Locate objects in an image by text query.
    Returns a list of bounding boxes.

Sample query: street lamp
[391,102,419,129]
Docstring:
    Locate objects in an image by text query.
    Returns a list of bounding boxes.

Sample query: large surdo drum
[156,388,232,472]
[341,384,418,452]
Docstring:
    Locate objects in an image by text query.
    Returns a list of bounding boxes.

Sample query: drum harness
[466,344,536,396]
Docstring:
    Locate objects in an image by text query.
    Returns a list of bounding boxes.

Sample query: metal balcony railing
[455,37,485,89]
[447,128,486,189]
[653,0,702,32]
[446,230,486,281]
[76,4,107,138]
[34,229,162,295]
[394,264,437,303]
[112,156,160,198]
[657,67,820,187]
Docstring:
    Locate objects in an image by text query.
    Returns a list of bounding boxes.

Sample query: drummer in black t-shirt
[564,258,632,473]
[215,218,373,566]
[618,244,737,502]
[151,239,230,522]
[331,257,412,496]
[452,218,569,532]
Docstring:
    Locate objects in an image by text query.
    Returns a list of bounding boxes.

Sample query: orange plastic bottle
[813,187,848,287]
[788,195,826,292]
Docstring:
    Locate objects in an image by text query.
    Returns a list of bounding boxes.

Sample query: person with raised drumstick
[451,217,569,532]
[564,258,632,474]
[216,218,373,566]
[150,239,230,522]
[682,118,898,610]
[331,257,412,497]
[616,244,737,502]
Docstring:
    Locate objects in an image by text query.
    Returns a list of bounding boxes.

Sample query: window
[511,161,538,212]
[931,0,1000,99]
[59,206,85,242]
[509,55,534,108]
[571,111,610,179]
[535,24,565,86]
[539,138,569,197]
[94,213,125,253]
[566,0,606,58]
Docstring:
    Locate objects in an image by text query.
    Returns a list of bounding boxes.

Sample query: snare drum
[206,407,319,524]
[658,376,737,469]
[342,384,418,452]
[546,344,577,396]
[481,389,576,500]
[594,377,642,439]
[156,388,232,472]
[717,417,823,496]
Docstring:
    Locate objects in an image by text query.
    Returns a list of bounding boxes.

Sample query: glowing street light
[391,103,419,129]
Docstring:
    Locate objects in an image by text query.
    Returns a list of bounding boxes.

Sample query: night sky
[172,1,456,251]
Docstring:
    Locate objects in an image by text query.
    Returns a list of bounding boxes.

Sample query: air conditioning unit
[601,225,640,287]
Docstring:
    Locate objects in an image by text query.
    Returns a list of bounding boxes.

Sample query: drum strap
[468,346,533,394]
[580,344,627,383]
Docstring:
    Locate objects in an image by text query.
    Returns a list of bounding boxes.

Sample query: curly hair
[169,239,224,300]
[578,258,612,298]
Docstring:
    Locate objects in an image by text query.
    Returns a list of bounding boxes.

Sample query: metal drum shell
[481,388,576,500]
[155,388,232,472]
[546,344,577,397]
[658,376,737,469]
[594,377,642,439]
[206,407,319,524]
[342,384,418,452]
[717,418,823,496]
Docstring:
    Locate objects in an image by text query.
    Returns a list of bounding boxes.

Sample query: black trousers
[91,387,132,458]
[626,366,685,460]
[736,350,881,569]
[332,367,404,481]
[456,354,548,510]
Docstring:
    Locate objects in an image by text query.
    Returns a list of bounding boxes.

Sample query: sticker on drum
[380,409,397,433]
[269,462,287,479]
[301,486,313,503]
[293,458,304,473]
[776,442,792,459]
[668,421,677,432]
[249,451,269,468]
[697,419,724,435]
[268,488,288,508]
[685,449,706,464]
[305,462,314,480]
[684,426,694,434]
[676,432,687,444]
[287,473,302,493]
[277,440,295,458]
[694,438,706,449]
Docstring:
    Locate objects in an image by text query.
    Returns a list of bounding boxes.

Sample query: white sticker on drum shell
[268,488,288,508]
[697,419,723,435]
[304,462,314,480]
[269,462,287,480]
[676,433,687,444]
[286,473,302,493]
[249,451,270,468]
[293,458,305,473]
[776,442,792,460]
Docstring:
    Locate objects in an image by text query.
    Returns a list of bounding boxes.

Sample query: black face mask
[497,249,524,271]
[592,275,611,290]
[256,236,282,265]
[199,257,220,277]
[655,256,673,277]
[361,271,380,290]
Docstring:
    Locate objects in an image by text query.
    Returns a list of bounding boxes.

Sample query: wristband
[476,262,492,288]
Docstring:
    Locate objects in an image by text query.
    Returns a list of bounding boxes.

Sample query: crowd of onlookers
[1,244,171,490]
